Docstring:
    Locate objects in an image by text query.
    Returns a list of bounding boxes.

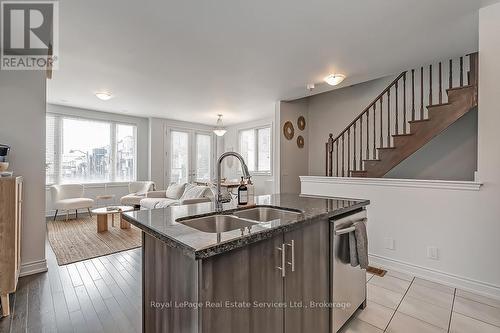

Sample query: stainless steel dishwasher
[331,209,367,332]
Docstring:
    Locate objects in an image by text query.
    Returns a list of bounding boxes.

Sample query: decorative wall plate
[297,135,304,148]
[297,116,306,131]
[283,121,294,140]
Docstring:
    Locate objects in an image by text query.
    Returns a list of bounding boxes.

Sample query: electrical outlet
[384,237,395,250]
[427,246,439,260]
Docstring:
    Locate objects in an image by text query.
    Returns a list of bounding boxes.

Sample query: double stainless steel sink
[177,207,303,234]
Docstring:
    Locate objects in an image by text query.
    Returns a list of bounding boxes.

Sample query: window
[195,133,212,182]
[239,126,272,173]
[46,114,137,185]
[170,130,189,184]
[168,130,213,184]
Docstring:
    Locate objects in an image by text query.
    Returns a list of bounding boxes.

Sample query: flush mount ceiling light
[324,74,346,86]
[213,114,227,137]
[95,91,113,101]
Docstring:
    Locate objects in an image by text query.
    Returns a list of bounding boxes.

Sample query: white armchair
[50,184,94,221]
[120,181,155,207]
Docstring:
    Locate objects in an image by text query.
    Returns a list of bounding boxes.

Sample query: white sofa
[50,184,95,221]
[140,183,213,209]
[120,181,155,207]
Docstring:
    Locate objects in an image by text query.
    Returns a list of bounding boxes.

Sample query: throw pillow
[166,183,187,199]
[181,184,209,200]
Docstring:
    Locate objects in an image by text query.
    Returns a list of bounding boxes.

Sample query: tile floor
[341,269,500,333]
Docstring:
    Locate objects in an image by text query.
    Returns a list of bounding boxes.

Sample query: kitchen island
[123,193,370,333]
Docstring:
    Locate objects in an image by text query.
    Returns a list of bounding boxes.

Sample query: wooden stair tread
[377,147,396,150]
[447,85,473,92]
[392,133,413,137]
[363,159,381,162]
[408,119,430,123]
[427,102,451,108]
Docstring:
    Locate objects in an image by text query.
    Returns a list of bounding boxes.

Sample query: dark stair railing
[325,53,478,177]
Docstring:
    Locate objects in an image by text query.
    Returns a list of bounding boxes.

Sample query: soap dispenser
[246,176,255,205]
[237,176,248,206]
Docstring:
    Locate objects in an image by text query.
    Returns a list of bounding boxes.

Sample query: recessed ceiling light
[324,74,346,86]
[95,92,113,101]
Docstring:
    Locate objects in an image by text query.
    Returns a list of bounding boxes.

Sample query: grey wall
[47,104,150,181]
[305,74,477,180]
[280,100,309,193]
[0,71,47,275]
[386,108,477,180]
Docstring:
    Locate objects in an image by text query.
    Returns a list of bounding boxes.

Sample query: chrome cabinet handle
[286,240,295,272]
[276,244,286,277]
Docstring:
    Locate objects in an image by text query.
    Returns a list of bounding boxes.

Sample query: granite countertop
[122,193,369,260]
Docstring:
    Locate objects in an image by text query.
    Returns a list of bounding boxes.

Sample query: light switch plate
[384,237,395,250]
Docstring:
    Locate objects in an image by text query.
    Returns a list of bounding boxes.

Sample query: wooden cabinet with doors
[0,176,23,317]
[142,217,331,333]
[283,219,330,333]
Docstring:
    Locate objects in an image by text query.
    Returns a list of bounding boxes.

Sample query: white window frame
[46,113,138,185]
[238,125,273,176]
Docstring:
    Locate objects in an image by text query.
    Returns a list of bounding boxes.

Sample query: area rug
[47,214,142,265]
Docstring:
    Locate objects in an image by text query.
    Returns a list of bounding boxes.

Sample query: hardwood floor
[0,242,142,333]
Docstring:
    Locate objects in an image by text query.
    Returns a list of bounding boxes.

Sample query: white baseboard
[369,254,500,301]
[20,259,48,277]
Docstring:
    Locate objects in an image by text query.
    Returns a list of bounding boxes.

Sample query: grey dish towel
[338,233,351,265]
[337,219,369,269]
[349,231,359,267]
[354,219,369,269]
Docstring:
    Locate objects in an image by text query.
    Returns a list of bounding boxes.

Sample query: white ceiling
[47,0,497,126]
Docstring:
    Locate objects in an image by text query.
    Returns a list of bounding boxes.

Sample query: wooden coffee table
[91,206,134,233]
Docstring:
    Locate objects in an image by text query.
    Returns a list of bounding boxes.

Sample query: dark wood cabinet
[200,232,284,333]
[143,218,331,333]
[284,219,330,333]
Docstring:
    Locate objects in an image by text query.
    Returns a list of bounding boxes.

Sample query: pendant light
[213,114,227,136]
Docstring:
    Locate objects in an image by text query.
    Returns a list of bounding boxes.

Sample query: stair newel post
[379,96,383,151]
[341,133,345,177]
[353,123,357,172]
[387,89,391,145]
[411,69,415,121]
[366,108,369,159]
[347,128,351,176]
[429,64,433,105]
[359,115,363,170]
[335,140,339,177]
[328,133,334,176]
[325,142,328,176]
[373,104,376,159]
[420,67,424,120]
[439,62,443,104]
[460,56,464,87]
[403,72,407,134]
[395,81,399,135]
[449,59,453,89]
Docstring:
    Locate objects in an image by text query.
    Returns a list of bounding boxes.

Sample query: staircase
[325,53,478,178]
